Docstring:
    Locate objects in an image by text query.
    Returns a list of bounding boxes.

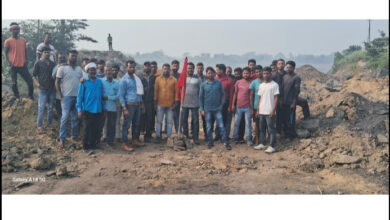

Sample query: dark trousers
[201,113,208,139]
[83,111,103,149]
[280,104,296,139]
[140,102,155,138]
[97,111,106,143]
[238,116,245,140]
[297,97,310,119]
[10,66,34,98]
[181,107,199,140]
[54,99,62,122]
[254,115,260,144]
[276,104,282,134]
[105,111,117,143]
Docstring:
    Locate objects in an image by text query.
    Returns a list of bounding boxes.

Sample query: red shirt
[234,79,251,108]
[215,75,234,109]
[250,73,257,81]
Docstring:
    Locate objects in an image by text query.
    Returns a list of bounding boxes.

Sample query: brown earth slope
[2,64,388,194]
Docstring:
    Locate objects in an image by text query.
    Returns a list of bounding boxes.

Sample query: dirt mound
[295,65,327,83]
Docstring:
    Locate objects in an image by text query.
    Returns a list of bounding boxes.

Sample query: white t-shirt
[258,80,279,115]
[36,43,56,62]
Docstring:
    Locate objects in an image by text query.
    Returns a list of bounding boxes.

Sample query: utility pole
[37,19,40,44]
[368,19,371,42]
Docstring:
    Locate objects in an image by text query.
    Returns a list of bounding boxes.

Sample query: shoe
[37,127,46,134]
[207,142,214,149]
[57,140,64,148]
[193,139,200,145]
[84,148,93,154]
[247,140,254,146]
[144,136,151,143]
[265,146,276,153]
[254,144,267,150]
[121,143,134,152]
[224,143,232,150]
[154,137,163,144]
[214,136,221,141]
[132,140,144,147]
[107,142,114,147]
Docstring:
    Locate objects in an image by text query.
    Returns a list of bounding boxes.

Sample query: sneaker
[224,143,232,150]
[265,146,276,154]
[254,144,267,150]
[207,142,214,149]
[247,140,254,146]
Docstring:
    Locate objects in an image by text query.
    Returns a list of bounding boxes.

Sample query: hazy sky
[2,20,389,57]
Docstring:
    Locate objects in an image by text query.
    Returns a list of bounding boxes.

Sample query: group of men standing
[4,22,309,154]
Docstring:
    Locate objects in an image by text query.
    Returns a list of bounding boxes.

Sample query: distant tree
[342,45,362,55]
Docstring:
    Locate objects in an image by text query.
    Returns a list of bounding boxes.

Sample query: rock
[325,78,342,92]
[377,69,389,78]
[46,171,56,177]
[325,108,335,118]
[300,119,320,132]
[55,166,68,177]
[160,159,175,166]
[30,157,53,170]
[297,129,311,138]
[376,134,389,144]
[298,159,324,172]
[299,138,312,147]
[331,154,362,164]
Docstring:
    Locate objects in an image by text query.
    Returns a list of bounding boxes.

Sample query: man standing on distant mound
[4,22,34,100]
[107,34,113,51]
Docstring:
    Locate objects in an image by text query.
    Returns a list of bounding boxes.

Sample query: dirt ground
[2,65,389,194]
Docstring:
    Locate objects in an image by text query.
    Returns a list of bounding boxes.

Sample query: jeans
[83,112,103,149]
[37,89,55,127]
[181,107,199,140]
[10,66,34,98]
[233,107,252,142]
[59,96,79,141]
[156,105,173,138]
[206,110,227,144]
[122,104,141,143]
[214,102,232,139]
[259,115,276,147]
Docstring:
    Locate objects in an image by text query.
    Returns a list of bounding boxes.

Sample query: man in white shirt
[255,66,279,153]
[36,33,56,62]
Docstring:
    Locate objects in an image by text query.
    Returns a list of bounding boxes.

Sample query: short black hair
[67,50,78,55]
[286,60,296,68]
[271,60,278,66]
[187,62,195,68]
[126,60,136,66]
[255,65,263,70]
[242,67,251,73]
[248,59,256,65]
[216,64,226,73]
[196,62,204,67]
[234,67,242,73]
[171,60,179,65]
[112,64,120,70]
[90,58,98,63]
[97,59,106,65]
[270,63,276,67]
[10,22,19,26]
[144,61,151,66]
[81,58,90,63]
[150,61,157,66]
[43,32,51,37]
[206,67,216,73]
[263,66,272,72]
[40,46,51,52]
[277,58,285,64]
[162,63,170,68]
[227,66,232,71]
